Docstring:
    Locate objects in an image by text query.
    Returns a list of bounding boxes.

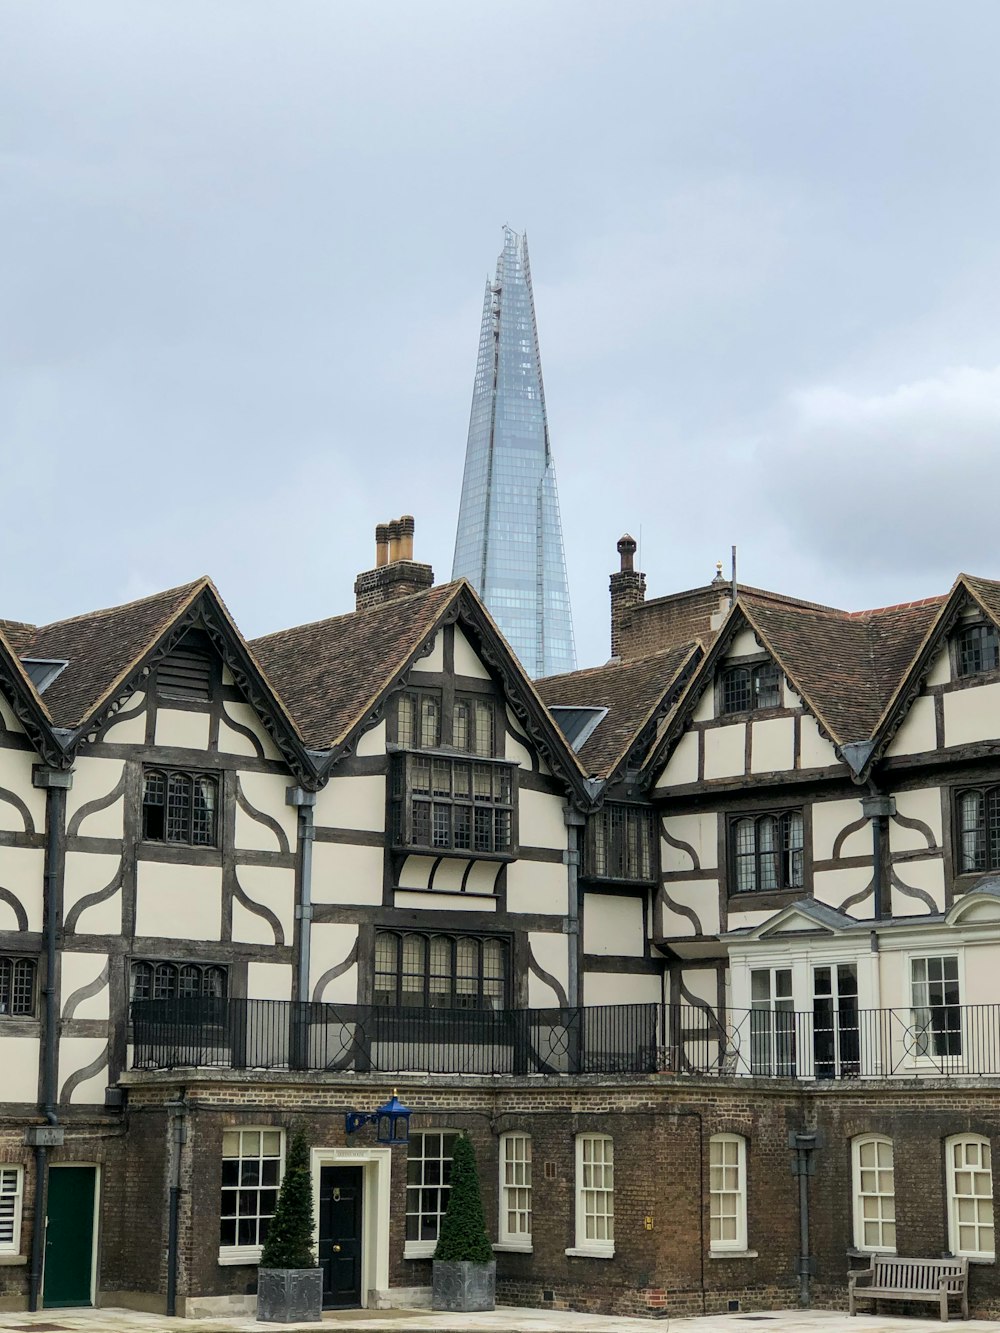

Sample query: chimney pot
[387,519,401,563]
[375,523,390,568]
[617,533,637,572]
[399,514,415,561]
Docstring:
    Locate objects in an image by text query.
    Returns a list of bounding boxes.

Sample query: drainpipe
[165,1092,188,1317]
[27,767,72,1312]
[286,787,317,1004]
[862,793,895,923]
[789,1129,822,1306]
[562,806,586,1009]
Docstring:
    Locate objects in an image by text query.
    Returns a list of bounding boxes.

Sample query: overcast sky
[5,2,1000,670]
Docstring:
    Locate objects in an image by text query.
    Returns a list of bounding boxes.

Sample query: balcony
[128,999,1000,1081]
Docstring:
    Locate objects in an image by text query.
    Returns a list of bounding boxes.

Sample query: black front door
[318,1166,363,1308]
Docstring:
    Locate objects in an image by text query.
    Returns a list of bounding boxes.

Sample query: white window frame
[709,1134,747,1252]
[908,952,963,1065]
[0,1166,24,1255]
[567,1133,614,1259]
[404,1130,458,1259]
[497,1132,532,1251]
[852,1135,896,1253]
[946,1134,995,1260]
[218,1127,284,1265]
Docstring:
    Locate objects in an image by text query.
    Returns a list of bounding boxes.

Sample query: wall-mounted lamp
[345,1090,412,1145]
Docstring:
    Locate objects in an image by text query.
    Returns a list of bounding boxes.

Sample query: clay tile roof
[16,579,207,729]
[536,642,699,777]
[742,593,945,744]
[250,581,461,751]
[0,620,38,657]
[964,573,1000,625]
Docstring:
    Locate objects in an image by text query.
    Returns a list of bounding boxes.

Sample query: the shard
[452,228,577,677]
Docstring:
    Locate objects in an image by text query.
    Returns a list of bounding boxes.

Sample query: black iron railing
[130,998,660,1076]
[129,999,1000,1080]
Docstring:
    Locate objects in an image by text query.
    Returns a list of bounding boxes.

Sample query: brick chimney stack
[610,533,646,659]
[355,515,434,610]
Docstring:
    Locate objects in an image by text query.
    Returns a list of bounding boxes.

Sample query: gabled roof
[535,642,702,779]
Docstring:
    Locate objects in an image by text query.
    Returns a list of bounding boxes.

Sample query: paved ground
[0,1308,995,1333]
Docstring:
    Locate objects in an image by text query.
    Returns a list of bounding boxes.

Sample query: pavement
[0,1308,996,1333]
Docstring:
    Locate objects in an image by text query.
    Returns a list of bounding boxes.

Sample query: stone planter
[256,1267,323,1323]
[431,1258,496,1312]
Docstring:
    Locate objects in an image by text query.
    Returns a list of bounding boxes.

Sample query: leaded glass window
[142,768,218,846]
[391,754,515,855]
[955,623,1000,678]
[0,957,36,1017]
[730,812,803,893]
[956,787,1000,873]
[720,662,781,715]
[585,805,656,881]
[374,931,508,1010]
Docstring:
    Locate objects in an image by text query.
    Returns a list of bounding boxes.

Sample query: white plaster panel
[583,892,645,956]
[886,696,936,757]
[236,771,297,850]
[876,949,906,1012]
[135,861,222,940]
[655,731,698,789]
[429,859,465,893]
[59,1036,108,1105]
[964,944,1000,1007]
[890,788,943,852]
[61,952,110,1020]
[503,723,533,768]
[680,967,717,1006]
[219,701,282,760]
[66,758,126,839]
[693,690,714,723]
[408,631,443,674]
[0,749,46,831]
[101,692,148,744]
[890,859,946,915]
[945,682,1000,746]
[506,860,566,915]
[723,908,774,932]
[0,846,43,930]
[397,855,431,890]
[0,698,24,733]
[465,860,502,896]
[234,866,295,942]
[248,962,293,1001]
[751,717,794,774]
[518,789,567,850]
[783,681,803,710]
[454,627,491,680]
[154,707,211,750]
[703,724,744,780]
[726,629,763,658]
[814,866,874,917]
[63,851,121,936]
[0,1035,40,1103]
[310,924,360,1001]
[584,971,660,1006]
[394,890,496,912]
[812,798,866,861]
[355,721,387,758]
[312,841,384,905]
[527,931,568,1005]
[799,714,839,769]
[658,880,719,937]
[222,666,235,686]
[314,776,385,833]
[662,811,718,871]
[926,647,951,687]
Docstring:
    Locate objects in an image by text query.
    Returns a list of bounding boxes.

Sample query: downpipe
[789,1129,822,1307]
[165,1092,188,1317]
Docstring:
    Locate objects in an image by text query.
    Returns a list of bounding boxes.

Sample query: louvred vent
[157,648,212,700]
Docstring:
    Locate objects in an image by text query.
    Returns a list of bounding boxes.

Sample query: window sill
[493,1241,533,1254]
[390,844,517,863]
[218,1247,262,1267]
[564,1246,614,1260]
[964,1255,995,1266]
[403,1242,437,1260]
[0,1254,27,1266]
[709,1249,758,1261]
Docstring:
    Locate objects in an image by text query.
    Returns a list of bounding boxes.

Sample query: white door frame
[311,1146,392,1308]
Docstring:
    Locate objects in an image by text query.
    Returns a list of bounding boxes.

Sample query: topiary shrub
[433,1133,492,1264]
[260,1126,317,1270]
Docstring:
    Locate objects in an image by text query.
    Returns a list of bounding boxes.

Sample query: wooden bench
[848,1254,969,1321]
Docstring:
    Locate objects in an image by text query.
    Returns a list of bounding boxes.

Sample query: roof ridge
[251,580,461,647]
[536,641,697,687]
[35,577,208,631]
[845,595,947,619]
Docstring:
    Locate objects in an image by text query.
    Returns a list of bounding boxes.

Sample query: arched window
[373,931,508,1010]
[710,1134,747,1251]
[142,768,218,846]
[130,960,228,1002]
[852,1135,895,1252]
[731,811,803,893]
[946,1135,994,1259]
[956,787,1000,874]
[0,957,36,1017]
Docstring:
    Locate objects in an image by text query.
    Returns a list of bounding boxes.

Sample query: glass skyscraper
[452,228,577,677]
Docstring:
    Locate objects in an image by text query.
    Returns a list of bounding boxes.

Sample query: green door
[43,1166,96,1308]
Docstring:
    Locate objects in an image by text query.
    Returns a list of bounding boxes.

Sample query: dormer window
[955,623,1000,679]
[720,662,781,715]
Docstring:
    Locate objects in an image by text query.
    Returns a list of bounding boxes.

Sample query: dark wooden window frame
[726,808,806,896]
[0,956,37,1017]
[390,752,518,858]
[584,804,658,883]
[952,622,1000,681]
[717,657,782,717]
[129,958,229,1001]
[953,784,1000,876]
[373,929,511,1010]
[391,686,500,757]
[141,766,220,847]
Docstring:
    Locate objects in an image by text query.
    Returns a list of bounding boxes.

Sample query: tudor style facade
[5,525,1000,1317]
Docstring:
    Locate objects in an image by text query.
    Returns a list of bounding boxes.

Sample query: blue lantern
[345,1089,412,1145]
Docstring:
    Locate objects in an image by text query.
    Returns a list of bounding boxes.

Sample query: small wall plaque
[25,1126,65,1147]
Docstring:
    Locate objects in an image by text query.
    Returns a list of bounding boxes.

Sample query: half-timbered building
[4,522,1000,1318]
